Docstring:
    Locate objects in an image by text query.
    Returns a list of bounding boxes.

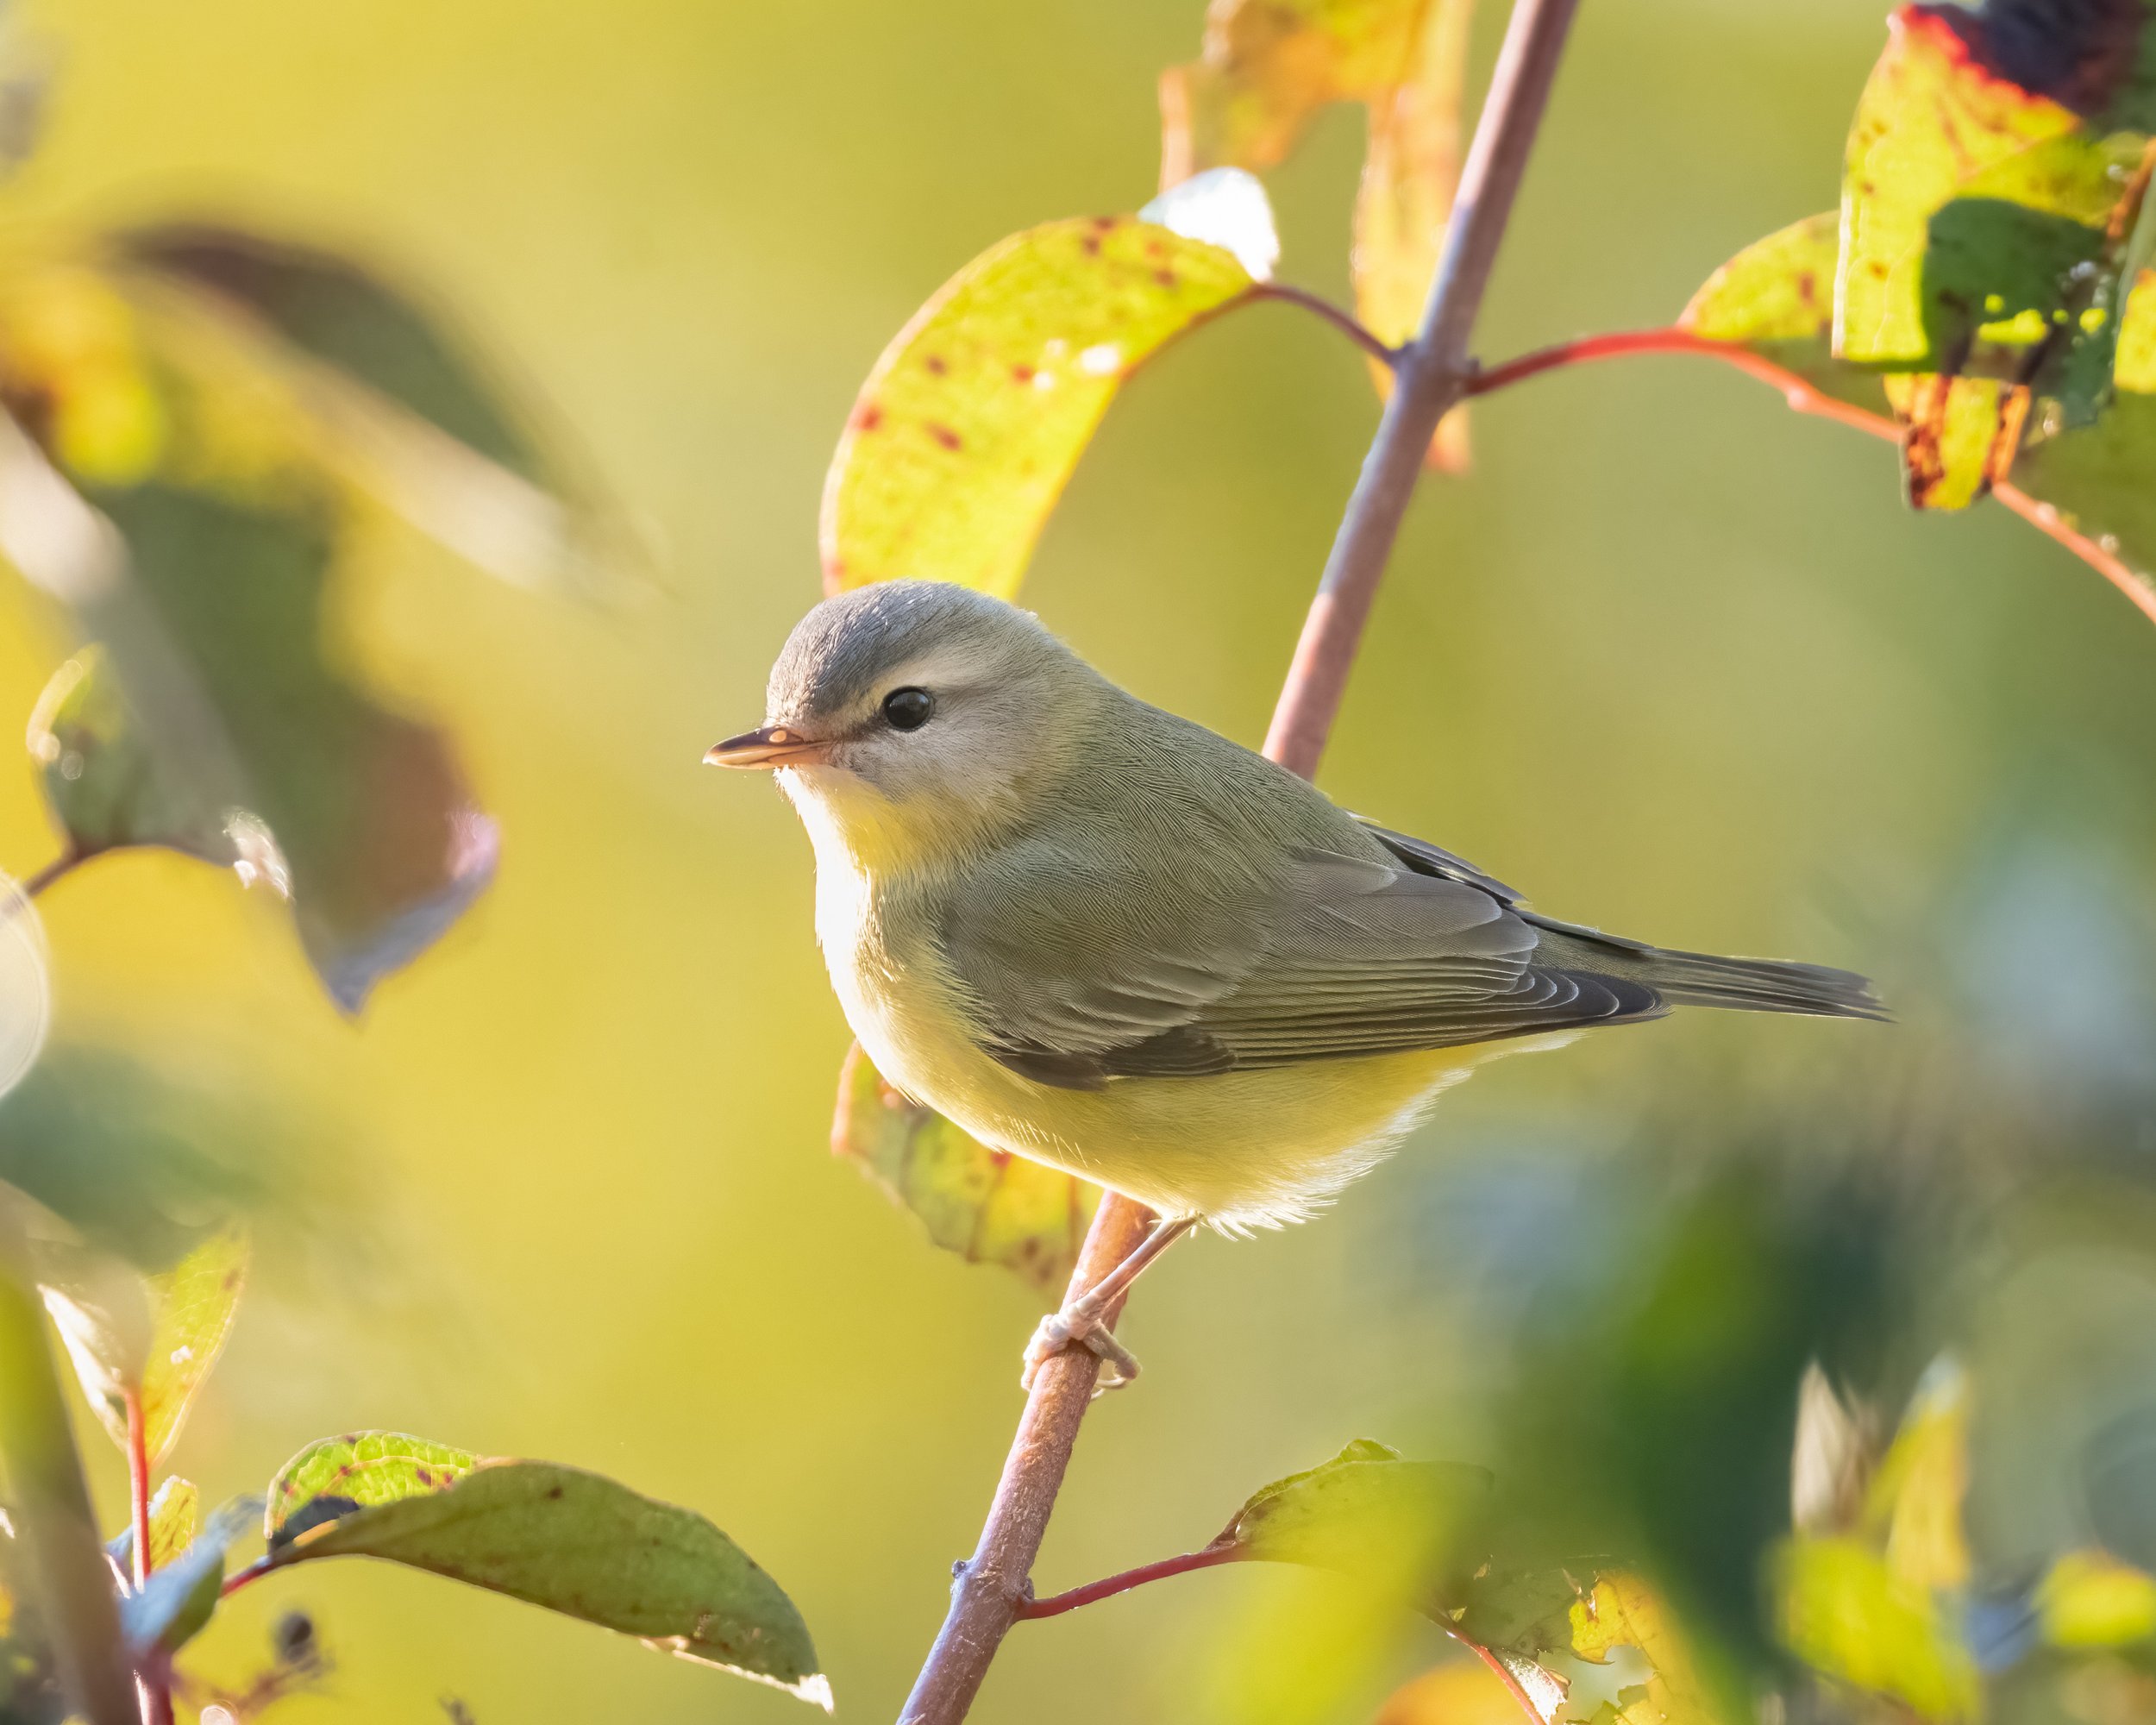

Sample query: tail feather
[1531,918,1886,1022]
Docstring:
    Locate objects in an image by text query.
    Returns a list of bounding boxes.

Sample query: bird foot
[1020,1303,1139,1395]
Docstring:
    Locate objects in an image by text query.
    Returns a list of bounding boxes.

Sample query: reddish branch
[1463,325,2156,629]
[1014,1542,1243,1620]
[894,3,1582,1721]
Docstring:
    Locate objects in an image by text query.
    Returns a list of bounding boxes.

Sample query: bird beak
[703,724,835,769]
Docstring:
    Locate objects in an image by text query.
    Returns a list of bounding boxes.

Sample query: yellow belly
[805,818,1564,1228]
[831,931,1545,1228]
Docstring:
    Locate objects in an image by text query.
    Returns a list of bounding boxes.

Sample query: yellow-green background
[3,0,2153,1720]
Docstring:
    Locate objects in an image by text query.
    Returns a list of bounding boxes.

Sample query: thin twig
[896,1197,1154,1724]
[1252,284,1402,367]
[895,4,1582,1721]
[1469,324,2156,628]
[1013,1542,1243,1620]
[1263,0,1582,775]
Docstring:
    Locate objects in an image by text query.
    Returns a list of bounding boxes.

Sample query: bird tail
[1529,918,1886,1021]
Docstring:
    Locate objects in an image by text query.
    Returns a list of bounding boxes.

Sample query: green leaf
[1682,211,1889,412]
[138,1226,247,1469]
[107,1476,201,1574]
[1221,1440,1492,1596]
[818,214,1259,598]
[266,1431,479,1546]
[36,1224,245,1462]
[117,1496,253,1657]
[263,1448,828,1707]
[1161,0,1474,467]
[830,1043,1097,1298]
[26,648,232,865]
[1566,1573,1720,1725]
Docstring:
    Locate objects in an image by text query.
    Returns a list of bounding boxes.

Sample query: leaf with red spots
[1687,210,2156,604]
[1838,4,2156,507]
[262,1446,828,1708]
[819,215,1260,598]
[139,1222,248,1467]
[830,1042,1098,1300]
[1160,0,1476,468]
[267,1432,479,1546]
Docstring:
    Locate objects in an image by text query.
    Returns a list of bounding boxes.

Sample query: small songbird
[708,581,1881,1384]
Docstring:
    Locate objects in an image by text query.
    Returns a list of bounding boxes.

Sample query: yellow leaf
[819,217,1255,599]
[2040,1550,2156,1651]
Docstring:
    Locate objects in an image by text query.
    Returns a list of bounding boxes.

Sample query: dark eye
[881,687,934,731]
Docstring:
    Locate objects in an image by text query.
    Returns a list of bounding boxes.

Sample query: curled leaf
[819,215,1260,598]
[830,1043,1096,1298]
[264,1447,827,1707]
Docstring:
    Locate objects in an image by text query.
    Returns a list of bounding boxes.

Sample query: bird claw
[1020,1306,1140,1396]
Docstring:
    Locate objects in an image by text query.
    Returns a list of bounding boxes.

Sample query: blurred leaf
[116,1496,252,1657]
[1865,1358,1971,1593]
[138,1226,246,1469]
[1220,1439,1492,1595]
[1790,1363,1878,1537]
[1839,6,2156,506]
[266,1432,478,1547]
[113,224,541,480]
[0,255,508,1010]
[2039,1549,2156,1648]
[36,1251,151,1452]
[108,223,587,593]
[830,1043,1097,1298]
[26,649,231,864]
[1374,1659,1539,1725]
[264,1452,829,1707]
[1773,1535,1981,1720]
[85,485,496,1012]
[819,215,1258,598]
[0,1047,289,1271]
[1160,0,1472,467]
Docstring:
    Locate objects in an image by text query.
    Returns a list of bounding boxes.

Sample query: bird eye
[881,687,935,731]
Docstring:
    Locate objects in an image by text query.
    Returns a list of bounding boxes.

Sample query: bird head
[706,581,1099,869]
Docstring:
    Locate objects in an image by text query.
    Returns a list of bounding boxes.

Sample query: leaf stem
[1013,1541,1243,1620]
[219,1555,273,1600]
[1467,324,2156,628]
[895,4,1580,1721]
[125,1392,152,1587]
[1251,284,1402,367]
[1263,0,1581,775]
